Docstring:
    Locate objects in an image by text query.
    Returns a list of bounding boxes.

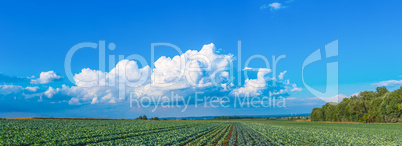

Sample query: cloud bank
[1,43,301,107]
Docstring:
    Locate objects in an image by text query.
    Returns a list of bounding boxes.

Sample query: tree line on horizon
[136,115,162,120]
[311,87,402,123]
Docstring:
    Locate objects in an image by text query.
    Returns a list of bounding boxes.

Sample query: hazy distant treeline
[214,116,259,120]
[311,87,402,123]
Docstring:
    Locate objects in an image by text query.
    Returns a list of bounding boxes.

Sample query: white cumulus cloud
[278,71,287,80]
[25,86,39,92]
[44,86,59,98]
[31,71,62,84]
[350,92,360,97]
[269,2,282,10]
[231,68,272,97]
[371,80,402,87]
[261,2,285,11]
[290,83,302,92]
[46,43,235,104]
[0,85,24,95]
[317,94,348,103]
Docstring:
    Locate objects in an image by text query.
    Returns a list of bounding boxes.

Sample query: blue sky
[0,0,401,118]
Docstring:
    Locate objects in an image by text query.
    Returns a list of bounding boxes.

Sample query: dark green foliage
[311,108,324,121]
[376,86,389,96]
[311,87,402,123]
[368,97,383,122]
[335,98,350,122]
[149,117,159,120]
[379,87,402,122]
[136,115,151,120]
[322,103,337,121]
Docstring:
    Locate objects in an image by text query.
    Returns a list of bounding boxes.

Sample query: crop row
[0,120,214,145]
[232,123,271,146]
[244,122,402,145]
[89,123,223,145]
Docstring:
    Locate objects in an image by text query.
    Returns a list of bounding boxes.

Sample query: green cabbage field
[1,119,401,145]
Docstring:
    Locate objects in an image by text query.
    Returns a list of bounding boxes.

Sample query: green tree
[379,88,402,122]
[368,97,384,122]
[311,87,402,123]
[311,108,324,121]
[322,103,337,121]
[376,86,389,96]
[335,98,350,122]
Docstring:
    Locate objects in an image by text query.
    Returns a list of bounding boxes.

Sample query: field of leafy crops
[1,119,401,145]
[244,121,402,145]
